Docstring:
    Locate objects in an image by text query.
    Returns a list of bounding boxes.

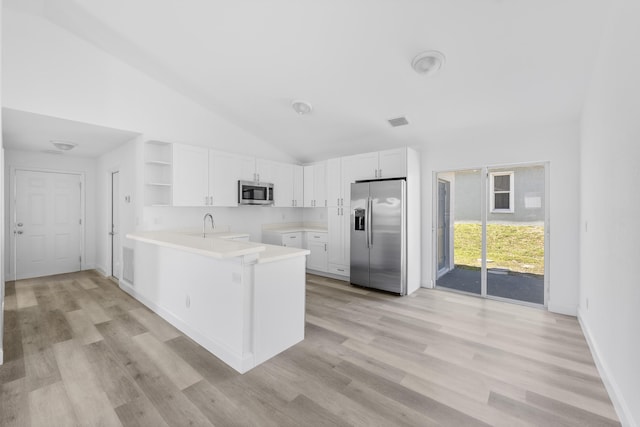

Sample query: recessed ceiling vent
[388,116,409,127]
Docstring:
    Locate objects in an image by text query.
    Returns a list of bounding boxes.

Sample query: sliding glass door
[435,170,482,295]
[435,164,547,306]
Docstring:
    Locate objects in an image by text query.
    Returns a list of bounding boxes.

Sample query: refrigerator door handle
[367,197,373,248]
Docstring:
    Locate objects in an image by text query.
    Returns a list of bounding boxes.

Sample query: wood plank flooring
[0,270,620,426]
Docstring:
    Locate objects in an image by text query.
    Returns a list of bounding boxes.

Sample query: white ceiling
[2,108,141,158]
[4,0,612,162]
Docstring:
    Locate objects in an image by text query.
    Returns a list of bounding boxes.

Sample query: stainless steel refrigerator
[350,179,406,295]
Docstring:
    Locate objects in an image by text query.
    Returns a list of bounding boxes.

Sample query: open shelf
[144,141,173,206]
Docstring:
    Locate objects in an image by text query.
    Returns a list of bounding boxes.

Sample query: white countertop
[126,230,309,264]
[262,225,328,234]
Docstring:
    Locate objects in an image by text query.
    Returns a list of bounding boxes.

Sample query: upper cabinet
[326,158,342,207]
[144,140,173,206]
[270,162,303,207]
[378,148,407,179]
[172,143,209,206]
[209,150,254,207]
[171,143,303,207]
[327,148,409,207]
[303,161,327,207]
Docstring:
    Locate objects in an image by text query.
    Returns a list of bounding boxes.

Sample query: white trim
[578,308,634,427]
[489,170,514,213]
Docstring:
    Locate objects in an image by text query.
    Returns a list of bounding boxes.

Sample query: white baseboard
[118,280,254,373]
[306,269,349,282]
[0,348,4,365]
[94,266,108,277]
[578,308,636,427]
[547,301,577,316]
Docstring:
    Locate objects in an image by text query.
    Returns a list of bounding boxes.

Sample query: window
[490,171,514,213]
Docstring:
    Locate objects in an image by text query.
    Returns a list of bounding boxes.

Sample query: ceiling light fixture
[50,140,78,151]
[411,50,445,76]
[291,100,313,115]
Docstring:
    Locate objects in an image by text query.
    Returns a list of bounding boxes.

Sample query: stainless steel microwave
[238,180,274,205]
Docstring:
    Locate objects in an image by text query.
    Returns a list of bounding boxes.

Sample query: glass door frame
[432,161,550,308]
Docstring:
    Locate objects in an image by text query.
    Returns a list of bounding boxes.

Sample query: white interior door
[14,170,82,280]
[111,171,121,279]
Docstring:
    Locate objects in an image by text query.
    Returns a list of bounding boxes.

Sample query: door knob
[16,230,23,235]
[17,223,23,227]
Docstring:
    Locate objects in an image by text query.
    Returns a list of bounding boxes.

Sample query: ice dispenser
[354,208,365,231]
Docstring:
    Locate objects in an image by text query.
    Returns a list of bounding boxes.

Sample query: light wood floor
[0,270,619,426]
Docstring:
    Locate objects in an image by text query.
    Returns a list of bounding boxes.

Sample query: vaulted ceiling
[4,0,612,162]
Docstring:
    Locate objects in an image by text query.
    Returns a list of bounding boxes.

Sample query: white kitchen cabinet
[327,205,350,277]
[262,230,303,248]
[341,152,378,205]
[209,150,253,206]
[255,158,277,183]
[270,162,303,207]
[378,148,407,179]
[293,165,304,207]
[282,232,303,248]
[303,162,327,207]
[327,158,342,207]
[173,145,302,207]
[326,148,408,208]
[144,140,173,206]
[306,232,328,272]
[172,143,209,206]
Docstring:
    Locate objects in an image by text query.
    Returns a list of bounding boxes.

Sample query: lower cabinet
[327,206,350,278]
[306,232,327,272]
[262,231,303,248]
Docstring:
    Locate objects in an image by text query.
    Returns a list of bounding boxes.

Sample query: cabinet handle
[324,243,327,251]
[337,198,340,206]
[375,169,378,178]
[379,168,382,177]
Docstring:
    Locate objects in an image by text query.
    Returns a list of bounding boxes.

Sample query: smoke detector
[388,116,410,127]
[411,50,445,76]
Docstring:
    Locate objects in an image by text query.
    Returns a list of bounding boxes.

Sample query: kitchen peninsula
[124,230,309,373]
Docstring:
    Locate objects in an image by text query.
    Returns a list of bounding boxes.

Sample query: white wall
[579,0,640,425]
[95,137,139,275]
[1,8,295,164]
[418,121,581,315]
[3,150,98,278]
[0,0,4,365]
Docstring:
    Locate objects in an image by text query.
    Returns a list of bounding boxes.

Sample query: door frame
[432,161,549,308]
[436,177,453,278]
[9,167,86,281]
[110,169,120,279]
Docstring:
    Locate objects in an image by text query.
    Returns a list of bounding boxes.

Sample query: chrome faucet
[203,213,215,238]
